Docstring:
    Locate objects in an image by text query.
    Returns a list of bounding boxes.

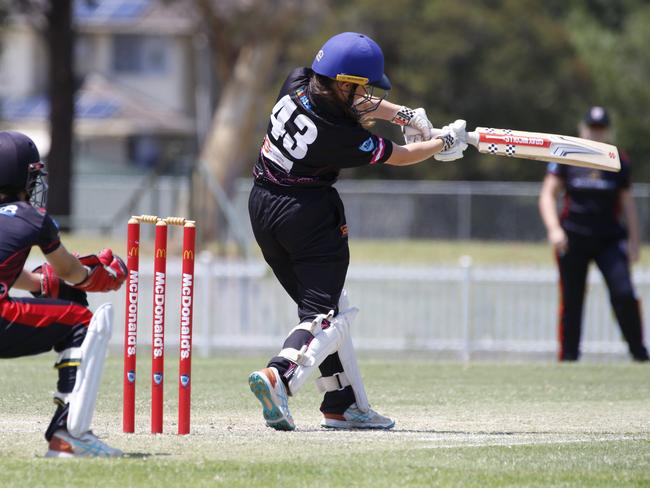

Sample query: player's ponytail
[308,72,361,123]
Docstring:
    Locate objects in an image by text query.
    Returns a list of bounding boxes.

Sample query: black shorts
[248,181,350,321]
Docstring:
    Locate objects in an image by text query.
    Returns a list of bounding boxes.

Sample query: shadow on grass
[294,427,631,436]
[121,452,172,459]
[397,429,628,436]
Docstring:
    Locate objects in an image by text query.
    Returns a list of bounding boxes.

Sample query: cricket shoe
[248,367,295,431]
[45,429,123,458]
[321,403,395,430]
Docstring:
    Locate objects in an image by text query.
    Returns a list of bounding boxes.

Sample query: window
[112,35,169,74]
[76,35,96,77]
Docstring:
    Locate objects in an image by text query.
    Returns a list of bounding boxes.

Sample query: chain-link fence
[68,176,650,243]
[38,176,650,359]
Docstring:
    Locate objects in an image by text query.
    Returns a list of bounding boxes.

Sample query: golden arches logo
[155,248,166,258]
[129,246,139,257]
[183,250,194,260]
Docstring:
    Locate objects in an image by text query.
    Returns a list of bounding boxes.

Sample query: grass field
[1,354,649,487]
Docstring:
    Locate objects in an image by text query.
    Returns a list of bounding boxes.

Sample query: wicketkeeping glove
[73,248,128,293]
[31,263,89,306]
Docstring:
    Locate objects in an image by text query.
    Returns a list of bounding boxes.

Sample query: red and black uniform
[249,68,393,413]
[0,201,92,405]
[548,155,648,361]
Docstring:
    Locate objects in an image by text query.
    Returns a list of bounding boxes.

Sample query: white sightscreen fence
[22,256,643,360]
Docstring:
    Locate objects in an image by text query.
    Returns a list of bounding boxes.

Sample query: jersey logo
[359,137,376,152]
[295,87,313,111]
[570,177,615,190]
[0,204,18,217]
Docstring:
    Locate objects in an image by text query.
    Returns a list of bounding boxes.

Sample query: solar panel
[111,0,148,19]
[75,4,97,20]
[76,96,120,119]
[74,0,150,21]
[0,96,119,120]
[0,96,49,120]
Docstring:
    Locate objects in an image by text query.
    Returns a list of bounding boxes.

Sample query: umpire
[539,106,649,361]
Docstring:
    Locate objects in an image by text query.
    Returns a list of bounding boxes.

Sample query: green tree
[244,0,650,184]
[567,3,650,180]
[319,0,595,181]
[193,0,322,244]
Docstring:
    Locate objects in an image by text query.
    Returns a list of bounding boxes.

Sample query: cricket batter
[0,131,127,456]
[247,32,468,430]
[539,107,649,361]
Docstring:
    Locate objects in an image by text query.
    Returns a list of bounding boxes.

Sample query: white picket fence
[46,254,646,360]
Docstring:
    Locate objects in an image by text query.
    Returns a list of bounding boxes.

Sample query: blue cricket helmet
[312,32,391,90]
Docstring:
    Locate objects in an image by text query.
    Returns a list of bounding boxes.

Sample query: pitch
[0,354,648,487]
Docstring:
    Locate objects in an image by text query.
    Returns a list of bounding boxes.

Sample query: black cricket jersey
[0,201,60,297]
[547,152,631,238]
[254,67,394,187]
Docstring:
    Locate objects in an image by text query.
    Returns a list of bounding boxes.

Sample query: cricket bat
[433,126,621,172]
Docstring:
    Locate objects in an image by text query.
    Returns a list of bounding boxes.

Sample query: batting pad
[286,312,346,395]
[333,315,369,412]
[322,289,370,412]
[67,303,113,437]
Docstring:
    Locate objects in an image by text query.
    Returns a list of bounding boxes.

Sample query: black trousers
[557,233,648,361]
[249,182,356,413]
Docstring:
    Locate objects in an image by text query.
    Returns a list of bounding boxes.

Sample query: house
[0,0,205,174]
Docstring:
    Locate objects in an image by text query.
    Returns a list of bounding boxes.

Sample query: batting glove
[434,119,469,161]
[393,107,434,143]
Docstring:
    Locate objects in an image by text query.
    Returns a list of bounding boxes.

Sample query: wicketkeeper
[0,131,128,457]
[247,32,468,430]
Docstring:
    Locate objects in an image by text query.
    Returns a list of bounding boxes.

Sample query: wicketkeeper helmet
[0,131,48,207]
